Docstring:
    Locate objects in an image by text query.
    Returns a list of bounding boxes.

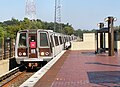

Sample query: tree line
[0,18,75,40]
[0,17,101,43]
[74,29,96,39]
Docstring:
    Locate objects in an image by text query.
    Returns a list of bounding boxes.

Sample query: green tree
[6,25,21,39]
[0,27,5,47]
[74,29,83,38]
[3,18,20,26]
[0,27,4,40]
[63,26,74,35]
[36,20,42,29]
[20,18,31,29]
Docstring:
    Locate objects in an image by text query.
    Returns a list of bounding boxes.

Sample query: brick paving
[34,50,120,87]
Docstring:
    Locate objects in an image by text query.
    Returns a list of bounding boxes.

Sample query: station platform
[33,50,120,87]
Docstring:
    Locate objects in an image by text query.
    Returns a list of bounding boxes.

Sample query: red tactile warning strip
[34,50,120,87]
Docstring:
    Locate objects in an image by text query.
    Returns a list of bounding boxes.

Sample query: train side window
[18,33,27,47]
[69,37,71,41]
[62,37,64,43]
[67,37,69,42]
[66,37,68,42]
[50,35,54,47]
[59,36,62,44]
[54,36,59,46]
[64,37,66,43]
[40,33,48,46]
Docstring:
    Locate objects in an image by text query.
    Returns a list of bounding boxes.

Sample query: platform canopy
[96,27,108,33]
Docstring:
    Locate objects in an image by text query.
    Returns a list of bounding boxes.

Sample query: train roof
[18,29,54,33]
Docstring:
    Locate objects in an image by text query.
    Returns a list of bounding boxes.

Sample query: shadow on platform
[85,62,120,67]
[81,52,95,56]
[87,71,120,86]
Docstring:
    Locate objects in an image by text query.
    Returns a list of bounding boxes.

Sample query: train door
[39,32,52,57]
[29,33,38,58]
[16,31,28,59]
[50,34,55,57]
[54,35,60,55]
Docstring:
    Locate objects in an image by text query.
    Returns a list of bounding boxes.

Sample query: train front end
[15,29,53,68]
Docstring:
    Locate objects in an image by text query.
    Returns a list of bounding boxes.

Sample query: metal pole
[54,0,57,32]
[103,32,106,51]
[108,17,114,56]
[105,16,117,56]
[96,32,98,53]
[2,38,4,60]
[4,37,6,59]
[99,23,104,49]
[9,38,12,58]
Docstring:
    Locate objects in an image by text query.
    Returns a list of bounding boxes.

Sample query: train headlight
[45,52,49,56]
[41,52,45,56]
[19,52,22,56]
[23,52,26,56]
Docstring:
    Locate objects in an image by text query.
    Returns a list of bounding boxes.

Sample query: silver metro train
[15,29,76,68]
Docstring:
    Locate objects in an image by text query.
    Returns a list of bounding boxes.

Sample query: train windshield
[40,33,48,46]
[18,33,27,47]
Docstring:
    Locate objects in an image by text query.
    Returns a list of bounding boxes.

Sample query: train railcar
[15,29,69,68]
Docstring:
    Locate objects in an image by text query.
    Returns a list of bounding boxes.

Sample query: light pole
[104,16,117,56]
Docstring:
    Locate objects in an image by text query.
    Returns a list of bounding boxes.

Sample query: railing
[0,38,15,60]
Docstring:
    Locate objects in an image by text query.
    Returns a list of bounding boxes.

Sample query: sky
[0,0,120,30]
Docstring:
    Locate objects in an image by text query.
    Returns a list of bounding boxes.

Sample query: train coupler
[28,63,38,69]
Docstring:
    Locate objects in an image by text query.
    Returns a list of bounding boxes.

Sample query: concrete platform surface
[34,50,120,87]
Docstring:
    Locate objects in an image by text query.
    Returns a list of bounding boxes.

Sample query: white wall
[0,59,9,75]
[71,33,96,50]
[71,33,120,51]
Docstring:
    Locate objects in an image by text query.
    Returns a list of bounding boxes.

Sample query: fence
[0,39,2,59]
[0,37,15,60]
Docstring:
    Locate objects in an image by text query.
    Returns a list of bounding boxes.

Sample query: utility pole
[25,0,36,20]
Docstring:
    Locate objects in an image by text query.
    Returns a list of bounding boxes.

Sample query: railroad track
[0,65,35,87]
